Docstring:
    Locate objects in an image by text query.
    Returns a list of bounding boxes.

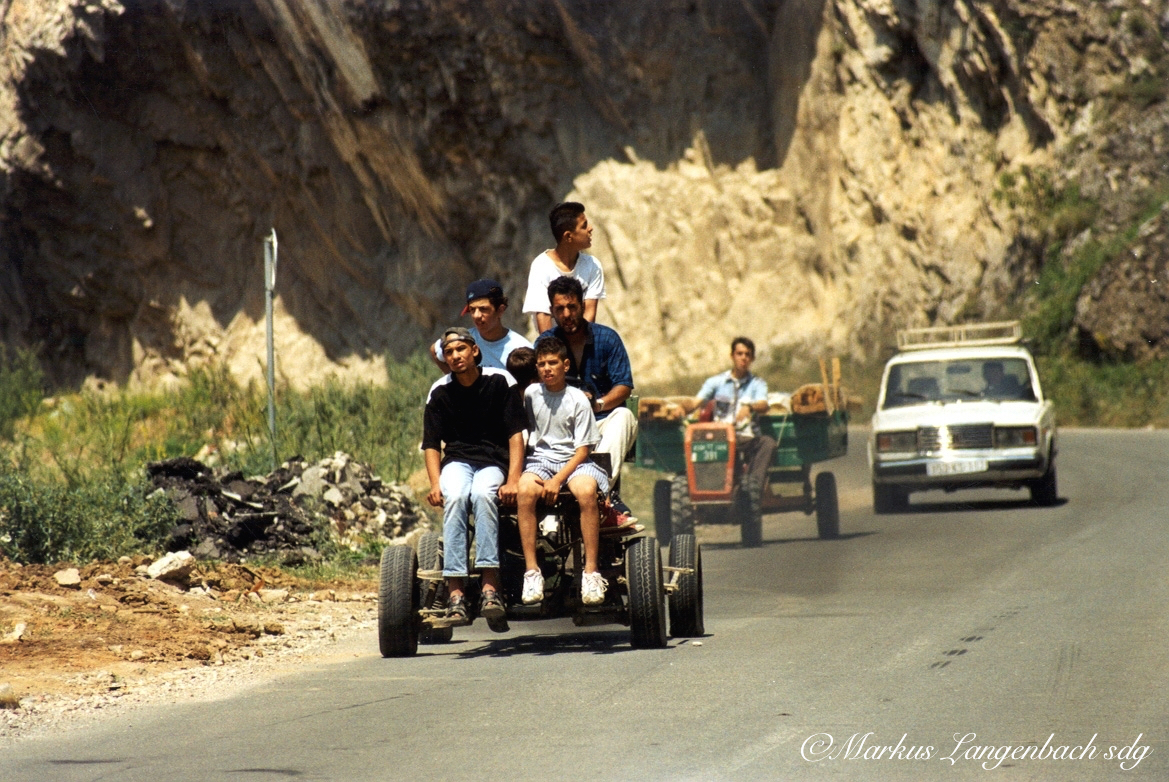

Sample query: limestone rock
[53,568,82,588]
[146,551,196,584]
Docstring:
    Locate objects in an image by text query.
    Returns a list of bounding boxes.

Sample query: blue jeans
[439,461,503,577]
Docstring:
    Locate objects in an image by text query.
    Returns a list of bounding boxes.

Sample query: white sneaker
[521,569,544,605]
[581,571,608,605]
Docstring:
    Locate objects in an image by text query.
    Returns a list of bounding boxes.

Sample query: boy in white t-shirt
[521,202,606,333]
[516,336,611,606]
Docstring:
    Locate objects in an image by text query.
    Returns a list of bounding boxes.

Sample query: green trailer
[636,409,849,547]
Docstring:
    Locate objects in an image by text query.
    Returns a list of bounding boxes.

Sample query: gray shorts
[523,457,610,496]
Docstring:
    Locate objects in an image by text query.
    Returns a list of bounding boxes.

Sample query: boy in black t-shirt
[422,327,527,630]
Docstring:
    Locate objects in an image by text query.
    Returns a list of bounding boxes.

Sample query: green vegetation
[0,353,435,565]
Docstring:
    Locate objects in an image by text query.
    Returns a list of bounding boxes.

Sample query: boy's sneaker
[581,571,608,605]
[521,569,544,605]
[479,589,509,633]
[609,490,632,516]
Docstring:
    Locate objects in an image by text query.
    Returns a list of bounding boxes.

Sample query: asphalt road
[3,428,1166,781]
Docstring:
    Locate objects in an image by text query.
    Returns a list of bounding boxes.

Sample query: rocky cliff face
[0,0,1165,389]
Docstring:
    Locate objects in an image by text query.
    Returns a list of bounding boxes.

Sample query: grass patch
[0,351,436,564]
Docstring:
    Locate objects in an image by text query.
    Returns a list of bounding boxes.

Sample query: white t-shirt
[432,327,532,372]
[521,251,606,315]
[524,383,599,463]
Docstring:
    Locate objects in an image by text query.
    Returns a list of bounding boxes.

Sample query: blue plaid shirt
[538,321,634,420]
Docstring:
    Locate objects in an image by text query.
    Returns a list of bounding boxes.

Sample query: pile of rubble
[146,452,429,563]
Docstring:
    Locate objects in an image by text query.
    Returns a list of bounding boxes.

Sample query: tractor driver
[679,337,777,510]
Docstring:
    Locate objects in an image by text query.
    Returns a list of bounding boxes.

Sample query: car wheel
[815,472,840,539]
[873,482,908,514]
[1030,461,1058,506]
[669,474,696,537]
[416,532,452,644]
[736,484,763,548]
[627,537,668,649]
[653,479,673,546]
[378,544,419,657]
[667,533,704,637]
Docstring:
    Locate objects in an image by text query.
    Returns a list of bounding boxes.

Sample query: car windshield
[882,357,1036,408]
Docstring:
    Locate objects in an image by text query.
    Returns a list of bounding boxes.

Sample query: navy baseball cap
[461,279,504,315]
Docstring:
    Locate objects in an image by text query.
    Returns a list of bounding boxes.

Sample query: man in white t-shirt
[521,201,606,333]
[429,278,532,373]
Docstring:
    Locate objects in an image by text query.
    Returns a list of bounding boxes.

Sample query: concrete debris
[146,551,196,584]
[53,568,82,588]
[146,452,428,563]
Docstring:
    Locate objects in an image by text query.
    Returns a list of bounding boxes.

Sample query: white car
[868,322,1058,513]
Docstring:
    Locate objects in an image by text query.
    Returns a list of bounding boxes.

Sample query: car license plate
[926,459,988,477]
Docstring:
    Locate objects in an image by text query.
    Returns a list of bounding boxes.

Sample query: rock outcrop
[0,0,1165,388]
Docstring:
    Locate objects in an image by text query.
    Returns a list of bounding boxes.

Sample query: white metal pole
[264,228,278,469]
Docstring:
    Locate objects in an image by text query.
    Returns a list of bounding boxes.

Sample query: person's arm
[535,312,554,333]
[498,432,524,505]
[592,384,632,416]
[428,339,451,374]
[736,379,770,421]
[424,448,444,507]
[583,299,598,323]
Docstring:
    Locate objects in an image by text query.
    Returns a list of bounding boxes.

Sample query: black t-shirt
[422,370,527,470]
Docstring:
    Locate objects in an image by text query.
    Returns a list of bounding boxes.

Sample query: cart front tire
[668,533,704,637]
[653,479,673,545]
[815,472,840,539]
[378,545,419,657]
[627,537,668,649]
[416,532,452,644]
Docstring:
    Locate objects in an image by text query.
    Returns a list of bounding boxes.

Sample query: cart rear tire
[873,482,908,514]
[378,544,419,657]
[416,532,452,644]
[736,485,763,548]
[668,533,704,637]
[653,479,673,545]
[669,474,695,537]
[815,472,840,539]
[627,537,667,649]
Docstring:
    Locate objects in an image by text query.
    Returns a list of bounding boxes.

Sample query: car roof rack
[897,320,1023,350]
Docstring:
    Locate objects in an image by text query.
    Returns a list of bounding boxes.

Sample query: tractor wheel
[627,537,667,649]
[736,483,763,548]
[378,545,419,657]
[653,479,673,545]
[814,472,840,539]
[416,532,452,644]
[667,533,704,637]
[669,474,696,537]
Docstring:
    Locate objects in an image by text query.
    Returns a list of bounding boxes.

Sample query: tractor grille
[690,428,732,493]
[918,424,993,451]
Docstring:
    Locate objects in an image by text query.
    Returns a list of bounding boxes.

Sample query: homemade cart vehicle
[638,361,850,547]
[377,467,705,657]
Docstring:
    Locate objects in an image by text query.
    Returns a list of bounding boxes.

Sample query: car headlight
[876,431,917,452]
[994,426,1037,447]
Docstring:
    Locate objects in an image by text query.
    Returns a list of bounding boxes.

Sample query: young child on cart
[516,336,611,606]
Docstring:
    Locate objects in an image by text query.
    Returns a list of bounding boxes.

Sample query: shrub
[0,345,45,441]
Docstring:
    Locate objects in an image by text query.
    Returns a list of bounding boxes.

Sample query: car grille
[917,424,993,451]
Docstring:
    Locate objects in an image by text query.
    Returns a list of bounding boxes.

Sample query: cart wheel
[815,472,840,539]
[378,544,419,657]
[736,484,763,548]
[416,532,452,644]
[627,537,667,649]
[669,474,695,537]
[873,482,908,514]
[652,479,673,546]
[668,533,704,637]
